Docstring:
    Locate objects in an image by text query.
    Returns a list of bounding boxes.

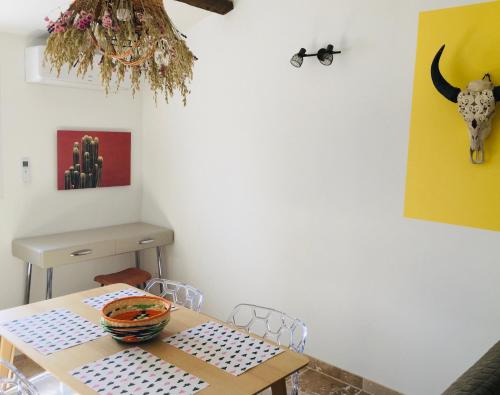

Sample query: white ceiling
[0,0,209,37]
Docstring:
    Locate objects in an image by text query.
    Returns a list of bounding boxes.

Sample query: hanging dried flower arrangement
[44,0,195,103]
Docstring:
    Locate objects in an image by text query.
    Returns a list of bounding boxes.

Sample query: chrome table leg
[46,268,53,300]
[24,262,32,304]
[135,251,140,269]
[135,251,143,289]
[156,247,164,278]
[156,247,164,293]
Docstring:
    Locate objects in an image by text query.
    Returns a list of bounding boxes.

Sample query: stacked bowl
[100,295,171,343]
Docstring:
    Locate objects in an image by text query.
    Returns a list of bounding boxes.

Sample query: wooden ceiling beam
[174,0,234,15]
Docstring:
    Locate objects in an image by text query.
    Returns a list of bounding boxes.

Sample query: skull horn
[494,86,500,102]
[431,45,461,103]
[486,74,500,102]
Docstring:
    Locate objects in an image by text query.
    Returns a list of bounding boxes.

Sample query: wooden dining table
[0,283,308,394]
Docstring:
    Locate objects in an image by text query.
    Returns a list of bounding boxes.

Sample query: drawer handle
[70,249,93,257]
[138,238,155,245]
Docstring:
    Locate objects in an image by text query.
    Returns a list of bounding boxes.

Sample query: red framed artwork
[57,130,131,190]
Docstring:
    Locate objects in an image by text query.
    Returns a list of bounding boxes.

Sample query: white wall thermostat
[21,157,31,183]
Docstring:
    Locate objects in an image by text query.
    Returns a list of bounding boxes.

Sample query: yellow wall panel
[405,0,500,231]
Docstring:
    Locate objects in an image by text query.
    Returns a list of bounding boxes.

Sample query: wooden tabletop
[0,284,308,394]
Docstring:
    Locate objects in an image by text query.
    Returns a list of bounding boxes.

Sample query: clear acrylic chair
[0,359,38,395]
[28,373,74,395]
[145,278,204,312]
[227,304,307,395]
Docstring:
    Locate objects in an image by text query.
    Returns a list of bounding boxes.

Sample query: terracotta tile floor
[14,354,44,378]
[289,367,366,395]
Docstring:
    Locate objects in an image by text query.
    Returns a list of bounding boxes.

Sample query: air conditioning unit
[25,45,131,91]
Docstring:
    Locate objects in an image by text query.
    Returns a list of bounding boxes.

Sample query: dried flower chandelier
[44,0,195,103]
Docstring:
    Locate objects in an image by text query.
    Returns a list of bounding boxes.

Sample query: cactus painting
[57,130,131,190]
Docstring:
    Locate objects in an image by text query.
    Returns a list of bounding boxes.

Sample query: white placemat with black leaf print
[164,321,284,376]
[71,347,208,395]
[1,309,106,355]
[83,288,146,310]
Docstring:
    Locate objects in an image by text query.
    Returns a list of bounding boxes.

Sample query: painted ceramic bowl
[100,295,171,343]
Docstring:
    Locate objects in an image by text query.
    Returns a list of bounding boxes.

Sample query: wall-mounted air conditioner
[25,45,131,91]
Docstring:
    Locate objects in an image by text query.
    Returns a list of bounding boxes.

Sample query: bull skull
[431,45,500,164]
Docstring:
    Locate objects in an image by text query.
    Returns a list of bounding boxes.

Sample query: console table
[12,222,174,304]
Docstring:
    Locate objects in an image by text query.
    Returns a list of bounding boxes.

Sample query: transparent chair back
[145,278,204,312]
[227,304,307,395]
[0,360,38,395]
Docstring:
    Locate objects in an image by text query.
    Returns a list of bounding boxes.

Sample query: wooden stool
[94,268,152,287]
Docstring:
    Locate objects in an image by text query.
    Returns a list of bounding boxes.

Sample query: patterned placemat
[83,289,179,312]
[1,309,106,355]
[164,321,284,375]
[71,347,208,395]
[83,288,145,310]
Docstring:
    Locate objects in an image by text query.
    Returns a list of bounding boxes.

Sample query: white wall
[0,1,498,394]
[140,1,500,394]
[0,32,143,306]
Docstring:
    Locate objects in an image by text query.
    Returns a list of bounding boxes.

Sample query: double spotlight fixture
[290,44,341,68]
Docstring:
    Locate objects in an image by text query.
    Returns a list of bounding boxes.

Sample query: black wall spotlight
[290,44,341,68]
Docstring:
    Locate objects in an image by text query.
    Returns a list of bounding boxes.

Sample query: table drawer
[42,241,115,268]
[115,230,173,254]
